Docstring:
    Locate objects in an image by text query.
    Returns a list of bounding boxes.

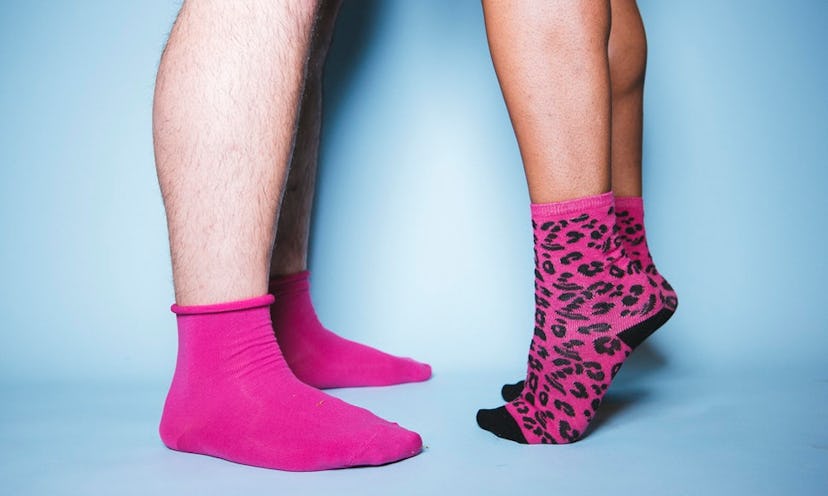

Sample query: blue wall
[1,0,826,383]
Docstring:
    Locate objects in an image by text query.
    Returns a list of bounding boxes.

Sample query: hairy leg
[154,0,312,306]
[270,0,342,277]
[266,0,431,389]
[153,0,421,470]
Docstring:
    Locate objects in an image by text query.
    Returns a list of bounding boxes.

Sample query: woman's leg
[608,0,646,197]
[499,0,676,404]
[482,0,612,203]
[478,0,675,444]
[608,0,678,309]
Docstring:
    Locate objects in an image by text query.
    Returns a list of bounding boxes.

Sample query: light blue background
[1,1,826,494]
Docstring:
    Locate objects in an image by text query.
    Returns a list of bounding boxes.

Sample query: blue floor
[2,364,825,495]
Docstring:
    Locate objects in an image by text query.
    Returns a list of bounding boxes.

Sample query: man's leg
[268,0,431,389]
[477,0,674,444]
[154,0,421,470]
[498,0,677,404]
[268,0,339,278]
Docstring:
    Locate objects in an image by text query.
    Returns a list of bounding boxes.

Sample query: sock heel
[616,306,675,350]
[159,414,183,451]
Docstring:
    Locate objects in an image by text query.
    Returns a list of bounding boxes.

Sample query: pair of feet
[159,193,676,470]
[159,272,432,471]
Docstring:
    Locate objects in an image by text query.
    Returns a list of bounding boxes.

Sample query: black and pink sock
[478,192,675,443]
[500,194,678,402]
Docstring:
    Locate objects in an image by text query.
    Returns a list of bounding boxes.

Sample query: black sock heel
[617,306,675,350]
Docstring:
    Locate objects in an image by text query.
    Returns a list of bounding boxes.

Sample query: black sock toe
[500,380,524,402]
[476,406,528,444]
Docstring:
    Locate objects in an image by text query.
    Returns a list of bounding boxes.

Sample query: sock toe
[350,425,423,467]
[408,360,432,382]
[362,356,432,387]
[500,381,524,402]
[270,272,431,389]
[476,406,527,444]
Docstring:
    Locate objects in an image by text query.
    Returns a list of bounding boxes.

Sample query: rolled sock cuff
[531,191,614,217]
[171,294,275,315]
[268,270,310,294]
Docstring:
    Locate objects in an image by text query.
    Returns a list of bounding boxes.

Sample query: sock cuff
[268,270,310,294]
[171,294,275,315]
[531,191,614,218]
[614,196,644,212]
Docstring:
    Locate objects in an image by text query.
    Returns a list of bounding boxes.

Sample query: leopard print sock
[499,195,678,402]
[478,192,675,444]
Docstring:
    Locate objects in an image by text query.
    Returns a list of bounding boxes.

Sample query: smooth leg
[499,0,677,404]
[608,0,647,197]
[482,0,612,202]
[607,0,678,312]
[478,0,674,444]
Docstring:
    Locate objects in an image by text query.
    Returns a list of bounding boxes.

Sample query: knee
[608,14,647,97]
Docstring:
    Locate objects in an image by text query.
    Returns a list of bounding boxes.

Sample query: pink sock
[159,294,422,471]
[499,194,679,401]
[269,272,431,389]
[477,192,675,444]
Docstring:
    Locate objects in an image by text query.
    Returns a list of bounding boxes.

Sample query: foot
[498,195,678,403]
[160,295,422,471]
[477,193,675,444]
[269,272,432,389]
